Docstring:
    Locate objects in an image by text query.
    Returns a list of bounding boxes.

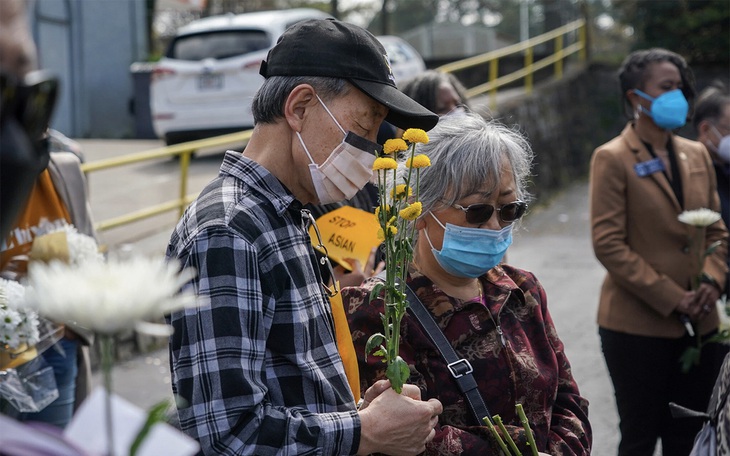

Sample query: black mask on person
[0,71,58,240]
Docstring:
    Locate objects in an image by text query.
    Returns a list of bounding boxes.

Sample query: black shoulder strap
[403,285,494,425]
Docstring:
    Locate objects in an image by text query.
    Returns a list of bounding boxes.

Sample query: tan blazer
[590,123,728,338]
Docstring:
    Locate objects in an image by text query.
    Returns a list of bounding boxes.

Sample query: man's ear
[697,120,712,138]
[284,84,318,133]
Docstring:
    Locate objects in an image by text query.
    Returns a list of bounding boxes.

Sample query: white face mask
[297,94,381,204]
[710,125,730,164]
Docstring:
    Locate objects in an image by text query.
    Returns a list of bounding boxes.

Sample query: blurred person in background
[0,0,96,428]
[0,0,48,239]
[695,81,730,298]
[589,48,728,456]
[400,70,471,118]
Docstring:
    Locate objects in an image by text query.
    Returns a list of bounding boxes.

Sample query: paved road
[79,139,620,454]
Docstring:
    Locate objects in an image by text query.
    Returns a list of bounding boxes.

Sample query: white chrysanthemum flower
[0,279,40,350]
[678,208,722,227]
[1,278,26,311]
[25,256,198,335]
[53,224,105,265]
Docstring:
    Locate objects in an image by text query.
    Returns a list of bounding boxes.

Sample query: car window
[382,41,413,64]
[169,30,271,61]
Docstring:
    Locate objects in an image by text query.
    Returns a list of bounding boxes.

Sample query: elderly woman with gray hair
[342,113,592,455]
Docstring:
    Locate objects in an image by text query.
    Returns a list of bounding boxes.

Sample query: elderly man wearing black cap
[166,18,443,455]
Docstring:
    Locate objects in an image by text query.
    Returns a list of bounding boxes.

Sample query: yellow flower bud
[390,184,413,200]
[405,154,431,169]
[383,138,408,154]
[373,157,398,171]
[402,128,429,144]
[399,202,423,221]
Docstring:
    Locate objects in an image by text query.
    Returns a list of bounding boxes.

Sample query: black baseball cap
[259,18,438,131]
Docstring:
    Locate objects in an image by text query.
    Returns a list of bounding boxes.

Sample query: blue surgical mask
[423,212,513,278]
[634,89,689,130]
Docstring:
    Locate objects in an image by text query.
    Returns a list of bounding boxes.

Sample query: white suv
[150,9,332,145]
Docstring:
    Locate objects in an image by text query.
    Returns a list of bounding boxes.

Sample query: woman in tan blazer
[590,48,729,456]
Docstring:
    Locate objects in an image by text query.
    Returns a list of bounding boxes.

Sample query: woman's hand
[694,282,721,318]
[333,247,385,288]
[676,284,720,320]
[676,290,699,319]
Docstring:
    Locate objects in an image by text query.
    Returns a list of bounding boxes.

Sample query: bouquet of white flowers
[0,278,60,415]
[0,279,40,361]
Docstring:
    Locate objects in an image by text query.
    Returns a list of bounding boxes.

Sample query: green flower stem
[494,415,521,455]
[100,333,116,456]
[516,404,539,456]
[373,140,423,393]
[483,416,511,456]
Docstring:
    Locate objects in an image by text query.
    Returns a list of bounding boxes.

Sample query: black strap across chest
[403,285,494,425]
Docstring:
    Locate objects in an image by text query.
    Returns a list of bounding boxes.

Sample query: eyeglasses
[0,70,59,141]
[301,209,340,298]
[452,200,528,225]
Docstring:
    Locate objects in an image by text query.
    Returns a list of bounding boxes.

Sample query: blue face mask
[634,89,688,130]
[423,212,513,278]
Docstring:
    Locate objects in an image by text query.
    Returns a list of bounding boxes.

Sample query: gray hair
[694,80,730,129]
[398,113,533,218]
[251,76,350,124]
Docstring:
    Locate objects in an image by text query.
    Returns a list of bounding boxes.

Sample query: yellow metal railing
[81,18,587,236]
[81,130,252,232]
[436,18,586,111]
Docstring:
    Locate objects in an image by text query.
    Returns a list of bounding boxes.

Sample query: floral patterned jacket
[341,265,592,455]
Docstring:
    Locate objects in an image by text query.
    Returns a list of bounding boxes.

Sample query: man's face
[311,87,388,157]
[293,85,388,204]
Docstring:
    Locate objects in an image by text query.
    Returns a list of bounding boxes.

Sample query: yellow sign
[309,206,381,272]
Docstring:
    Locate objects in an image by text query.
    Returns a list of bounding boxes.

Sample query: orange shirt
[1,170,71,274]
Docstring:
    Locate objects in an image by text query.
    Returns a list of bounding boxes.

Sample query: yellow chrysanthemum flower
[383,138,408,155]
[390,184,413,199]
[405,154,431,169]
[374,204,391,221]
[402,128,429,144]
[373,157,398,171]
[399,202,423,221]
[376,225,398,239]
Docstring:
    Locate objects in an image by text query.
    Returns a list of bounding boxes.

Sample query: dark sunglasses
[0,70,59,141]
[452,200,528,225]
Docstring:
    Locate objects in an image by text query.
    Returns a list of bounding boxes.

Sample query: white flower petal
[135,321,174,337]
[678,208,722,227]
[0,279,40,350]
[25,255,199,335]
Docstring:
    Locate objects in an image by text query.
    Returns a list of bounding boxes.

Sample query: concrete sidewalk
[91,176,621,455]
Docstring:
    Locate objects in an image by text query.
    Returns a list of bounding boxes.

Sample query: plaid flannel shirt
[166,151,360,455]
